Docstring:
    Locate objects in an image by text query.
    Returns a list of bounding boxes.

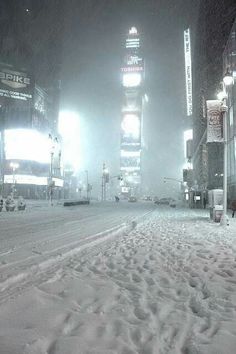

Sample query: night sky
[60,0,199,196]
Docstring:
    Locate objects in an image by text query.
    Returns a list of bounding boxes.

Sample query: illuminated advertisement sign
[126,38,140,49]
[121,156,140,168]
[122,73,142,87]
[4,129,51,163]
[4,175,63,187]
[121,55,144,73]
[122,92,142,111]
[0,63,33,101]
[184,29,192,116]
[121,113,141,145]
[206,100,223,143]
[121,150,140,157]
[121,66,143,73]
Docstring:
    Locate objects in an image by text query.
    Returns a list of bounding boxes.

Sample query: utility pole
[85,170,89,201]
[101,163,109,201]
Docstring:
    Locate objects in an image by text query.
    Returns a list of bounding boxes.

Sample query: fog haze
[60,0,199,197]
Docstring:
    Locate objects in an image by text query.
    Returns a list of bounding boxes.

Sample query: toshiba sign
[0,64,32,101]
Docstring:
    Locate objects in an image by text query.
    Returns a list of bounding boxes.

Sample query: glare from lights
[223,70,234,86]
[122,73,141,87]
[121,114,140,138]
[58,111,81,172]
[121,150,140,157]
[183,161,193,170]
[5,129,51,163]
[184,129,193,143]
[129,27,138,35]
[144,94,149,103]
[217,90,227,100]
[120,166,140,171]
[10,162,19,170]
[4,175,63,186]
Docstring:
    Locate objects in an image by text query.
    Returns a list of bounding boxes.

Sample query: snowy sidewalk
[0,208,236,354]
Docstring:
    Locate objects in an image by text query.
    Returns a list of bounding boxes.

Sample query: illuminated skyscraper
[120,27,144,197]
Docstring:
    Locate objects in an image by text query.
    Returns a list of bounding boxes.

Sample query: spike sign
[0,64,33,101]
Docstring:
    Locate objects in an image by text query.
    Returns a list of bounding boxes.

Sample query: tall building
[0,1,64,198]
[192,0,236,194]
[223,18,236,199]
[120,27,144,197]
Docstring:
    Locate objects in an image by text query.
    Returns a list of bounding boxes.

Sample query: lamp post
[85,170,89,201]
[101,163,109,201]
[48,134,58,206]
[10,162,19,198]
[217,69,234,225]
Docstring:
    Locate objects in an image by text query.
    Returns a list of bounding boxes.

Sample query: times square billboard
[121,111,141,146]
[0,63,33,129]
[0,63,33,101]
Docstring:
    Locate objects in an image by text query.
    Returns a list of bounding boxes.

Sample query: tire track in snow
[0,210,153,305]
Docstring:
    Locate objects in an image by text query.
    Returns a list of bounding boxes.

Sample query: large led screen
[121,113,141,145]
[4,129,51,163]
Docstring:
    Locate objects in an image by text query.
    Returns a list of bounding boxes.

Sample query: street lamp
[218,70,234,225]
[10,162,19,197]
[101,164,109,201]
[223,69,234,86]
[85,170,89,201]
[48,134,58,205]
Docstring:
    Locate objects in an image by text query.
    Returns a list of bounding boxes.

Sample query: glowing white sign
[121,114,140,138]
[120,166,140,171]
[184,129,193,142]
[5,129,51,163]
[4,175,63,186]
[184,29,192,116]
[122,73,141,87]
[121,150,140,157]
[129,27,138,35]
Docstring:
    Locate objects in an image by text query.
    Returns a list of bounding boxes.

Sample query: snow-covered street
[1,203,236,354]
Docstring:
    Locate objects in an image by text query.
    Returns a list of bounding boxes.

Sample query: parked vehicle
[169,199,176,208]
[155,198,169,205]
[128,196,137,202]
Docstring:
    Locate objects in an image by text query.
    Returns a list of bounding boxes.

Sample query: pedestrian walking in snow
[0,197,3,212]
[231,199,236,218]
[203,197,207,209]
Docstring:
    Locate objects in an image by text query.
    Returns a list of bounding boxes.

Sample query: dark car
[128,196,137,202]
[169,199,176,208]
[155,198,169,205]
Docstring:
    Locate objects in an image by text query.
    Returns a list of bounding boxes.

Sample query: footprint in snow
[188,277,199,288]
[148,302,158,315]
[132,273,142,283]
[133,306,149,321]
[145,277,155,286]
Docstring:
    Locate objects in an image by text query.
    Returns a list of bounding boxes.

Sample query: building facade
[224,18,236,200]
[0,1,64,198]
[192,1,236,195]
[120,27,144,197]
